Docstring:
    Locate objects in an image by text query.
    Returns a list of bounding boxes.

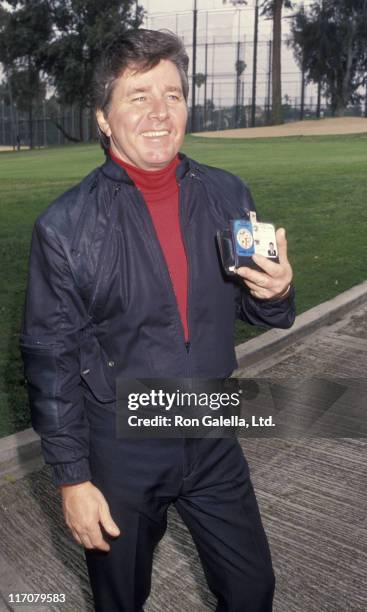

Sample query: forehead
[115,59,182,94]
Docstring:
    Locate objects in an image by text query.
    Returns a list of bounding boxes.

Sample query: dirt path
[193,116,367,139]
[0,146,29,152]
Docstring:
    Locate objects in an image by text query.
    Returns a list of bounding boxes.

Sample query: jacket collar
[100,152,194,185]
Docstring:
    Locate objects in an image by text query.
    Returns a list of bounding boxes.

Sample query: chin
[143,152,175,167]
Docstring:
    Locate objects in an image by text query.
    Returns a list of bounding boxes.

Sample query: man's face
[97,59,188,170]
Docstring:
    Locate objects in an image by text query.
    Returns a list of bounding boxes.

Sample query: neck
[110,150,180,197]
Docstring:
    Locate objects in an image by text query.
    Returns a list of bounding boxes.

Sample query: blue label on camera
[232,220,255,256]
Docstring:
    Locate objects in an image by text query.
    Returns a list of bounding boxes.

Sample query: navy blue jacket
[20,154,295,487]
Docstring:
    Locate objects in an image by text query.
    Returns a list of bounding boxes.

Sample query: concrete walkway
[0,289,366,611]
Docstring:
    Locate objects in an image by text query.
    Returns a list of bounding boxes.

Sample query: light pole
[251,0,259,127]
[223,0,247,128]
[191,0,198,132]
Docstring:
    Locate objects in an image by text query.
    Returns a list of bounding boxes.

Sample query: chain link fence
[0,102,97,148]
[1,5,367,148]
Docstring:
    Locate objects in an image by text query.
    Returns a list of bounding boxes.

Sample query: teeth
[142,130,169,137]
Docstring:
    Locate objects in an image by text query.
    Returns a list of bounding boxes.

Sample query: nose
[148,97,169,120]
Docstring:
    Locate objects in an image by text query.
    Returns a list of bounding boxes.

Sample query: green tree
[45,0,145,141]
[235,59,246,126]
[0,1,52,148]
[290,0,367,116]
[194,72,206,106]
[235,60,246,77]
[260,0,293,125]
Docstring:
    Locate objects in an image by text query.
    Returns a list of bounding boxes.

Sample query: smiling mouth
[141,130,170,138]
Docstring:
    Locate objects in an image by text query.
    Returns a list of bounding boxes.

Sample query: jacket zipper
[181,170,202,355]
[178,179,191,355]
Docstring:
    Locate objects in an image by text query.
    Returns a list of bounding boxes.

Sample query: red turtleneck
[110,151,189,341]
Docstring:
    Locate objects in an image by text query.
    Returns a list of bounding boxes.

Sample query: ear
[96,109,112,138]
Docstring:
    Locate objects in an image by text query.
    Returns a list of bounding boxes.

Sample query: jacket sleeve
[236,283,296,329]
[20,220,91,487]
[234,179,296,329]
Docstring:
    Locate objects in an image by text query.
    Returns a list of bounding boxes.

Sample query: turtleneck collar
[109,150,180,199]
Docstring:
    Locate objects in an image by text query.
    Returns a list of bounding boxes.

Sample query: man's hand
[60,481,120,551]
[235,228,293,300]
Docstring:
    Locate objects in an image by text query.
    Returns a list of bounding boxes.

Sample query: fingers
[71,527,110,551]
[235,264,274,286]
[61,482,119,552]
[243,279,272,300]
[86,524,111,552]
[70,519,112,551]
[68,518,111,551]
[235,264,280,295]
[236,264,292,300]
[250,254,281,276]
[71,528,83,546]
[99,498,121,538]
[275,227,288,265]
[80,534,95,550]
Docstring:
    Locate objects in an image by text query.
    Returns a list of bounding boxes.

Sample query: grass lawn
[1,133,366,436]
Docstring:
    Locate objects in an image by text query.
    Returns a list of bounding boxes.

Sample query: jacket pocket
[80,333,116,403]
[20,334,60,433]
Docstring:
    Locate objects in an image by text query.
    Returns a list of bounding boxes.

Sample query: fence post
[235,40,241,127]
[317,81,321,118]
[43,100,47,148]
[266,39,272,125]
[191,0,198,132]
[211,37,215,126]
[1,100,5,145]
[251,0,259,127]
[300,61,305,120]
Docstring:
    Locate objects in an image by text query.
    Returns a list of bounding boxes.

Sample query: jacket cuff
[52,458,92,488]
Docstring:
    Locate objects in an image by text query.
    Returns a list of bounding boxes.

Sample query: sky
[138,0,318,109]
[142,0,256,15]
[139,1,317,49]
[139,0,315,33]
[141,0,274,39]
[140,0,315,16]
[0,0,318,113]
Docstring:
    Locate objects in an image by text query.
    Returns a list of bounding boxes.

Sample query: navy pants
[85,401,275,612]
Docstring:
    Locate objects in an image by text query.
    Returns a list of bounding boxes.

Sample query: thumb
[275,227,288,264]
[99,500,121,537]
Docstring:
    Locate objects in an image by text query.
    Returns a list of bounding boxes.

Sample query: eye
[167,94,180,101]
[132,96,147,103]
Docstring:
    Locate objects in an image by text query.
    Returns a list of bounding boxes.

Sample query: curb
[235,280,367,368]
[1,281,367,478]
[0,428,41,480]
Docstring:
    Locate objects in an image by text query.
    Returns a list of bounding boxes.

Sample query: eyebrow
[126,85,183,96]
[164,85,183,94]
[126,86,149,95]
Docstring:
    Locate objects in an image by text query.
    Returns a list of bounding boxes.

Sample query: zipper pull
[185,341,191,353]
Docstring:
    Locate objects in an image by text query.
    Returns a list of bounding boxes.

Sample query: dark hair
[93,29,189,150]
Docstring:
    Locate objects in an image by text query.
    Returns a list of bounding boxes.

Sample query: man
[267,242,277,257]
[21,29,294,612]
